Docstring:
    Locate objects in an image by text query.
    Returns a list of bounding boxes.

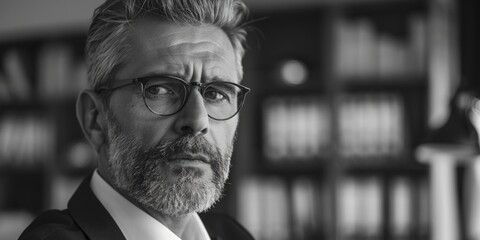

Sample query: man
[19,0,253,239]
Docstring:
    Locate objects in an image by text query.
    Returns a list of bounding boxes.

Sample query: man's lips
[167,153,210,164]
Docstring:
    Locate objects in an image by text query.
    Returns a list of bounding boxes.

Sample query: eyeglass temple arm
[96,79,139,92]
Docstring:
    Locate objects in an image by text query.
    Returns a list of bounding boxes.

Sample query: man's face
[102,17,240,216]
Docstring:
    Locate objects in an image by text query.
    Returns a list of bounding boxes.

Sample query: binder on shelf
[338,95,355,157]
[361,177,383,237]
[337,177,360,237]
[238,177,290,240]
[378,35,406,78]
[338,93,406,159]
[2,49,31,101]
[0,73,12,102]
[263,96,331,162]
[263,178,290,240]
[238,177,263,240]
[263,97,289,161]
[337,177,385,239]
[0,113,54,167]
[287,98,303,158]
[417,178,430,238]
[239,176,332,240]
[306,97,330,159]
[409,14,427,76]
[291,178,327,239]
[356,19,378,78]
[292,178,315,239]
[390,177,414,238]
[333,18,357,78]
[389,94,406,155]
[377,94,392,156]
[247,178,332,240]
[333,14,427,79]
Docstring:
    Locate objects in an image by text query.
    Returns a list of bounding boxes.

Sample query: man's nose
[174,89,209,136]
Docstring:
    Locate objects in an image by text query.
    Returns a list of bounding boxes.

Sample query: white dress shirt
[90,170,211,240]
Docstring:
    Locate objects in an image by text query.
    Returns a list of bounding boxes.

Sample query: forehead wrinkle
[165,41,233,63]
[158,50,229,63]
[158,42,236,79]
[141,54,234,83]
[129,20,237,82]
[157,24,231,47]
[140,61,184,76]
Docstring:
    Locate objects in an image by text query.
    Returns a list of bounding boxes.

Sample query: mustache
[141,136,221,163]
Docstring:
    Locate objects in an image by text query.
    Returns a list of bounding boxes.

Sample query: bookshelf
[236,1,430,240]
[0,34,95,239]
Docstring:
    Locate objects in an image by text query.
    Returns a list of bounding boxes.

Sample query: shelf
[256,84,329,97]
[259,155,428,176]
[0,102,47,114]
[337,76,428,92]
[241,2,433,239]
[0,98,77,112]
[0,32,86,47]
[260,158,330,176]
[340,157,428,175]
[0,166,45,176]
[340,0,427,17]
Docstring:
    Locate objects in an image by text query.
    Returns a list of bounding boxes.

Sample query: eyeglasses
[96,75,250,121]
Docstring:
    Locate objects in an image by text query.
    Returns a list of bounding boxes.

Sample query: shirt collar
[90,170,211,240]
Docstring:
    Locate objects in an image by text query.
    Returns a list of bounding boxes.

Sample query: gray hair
[86,0,250,90]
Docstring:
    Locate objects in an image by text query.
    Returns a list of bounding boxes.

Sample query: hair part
[86,0,250,92]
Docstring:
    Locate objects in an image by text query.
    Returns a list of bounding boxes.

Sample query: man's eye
[146,85,172,95]
[204,90,228,102]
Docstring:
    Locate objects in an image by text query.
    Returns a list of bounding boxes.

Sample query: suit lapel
[68,174,127,240]
[199,212,255,240]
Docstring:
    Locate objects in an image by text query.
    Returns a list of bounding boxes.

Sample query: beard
[104,110,233,217]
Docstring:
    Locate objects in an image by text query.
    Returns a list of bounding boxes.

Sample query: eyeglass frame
[95,75,250,121]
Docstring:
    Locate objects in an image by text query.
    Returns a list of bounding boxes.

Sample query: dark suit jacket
[19,175,254,240]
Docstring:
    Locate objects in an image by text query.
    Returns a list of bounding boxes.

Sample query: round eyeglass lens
[143,77,187,115]
[203,82,241,120]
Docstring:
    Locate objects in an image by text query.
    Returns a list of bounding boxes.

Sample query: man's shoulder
[18,210,86,240]
[199,212,255,240]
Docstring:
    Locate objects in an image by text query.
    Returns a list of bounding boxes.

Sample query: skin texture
[76,16,240,237]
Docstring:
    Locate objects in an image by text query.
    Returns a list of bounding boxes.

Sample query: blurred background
[0,0,479,239]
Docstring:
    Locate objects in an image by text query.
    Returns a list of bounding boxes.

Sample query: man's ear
[76,90,108,153]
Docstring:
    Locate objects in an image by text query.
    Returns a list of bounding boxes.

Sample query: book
[2,49,31,101]
[238,177,290,240]
[334,15,427,79]
[390,177,413,238]
[0,73,12,102]
[263,96,332,162]
[0,114,54,167]
[338,93,405,159]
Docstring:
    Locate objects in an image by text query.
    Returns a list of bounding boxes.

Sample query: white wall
[0,0,104,40]
[0,0,386,40]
